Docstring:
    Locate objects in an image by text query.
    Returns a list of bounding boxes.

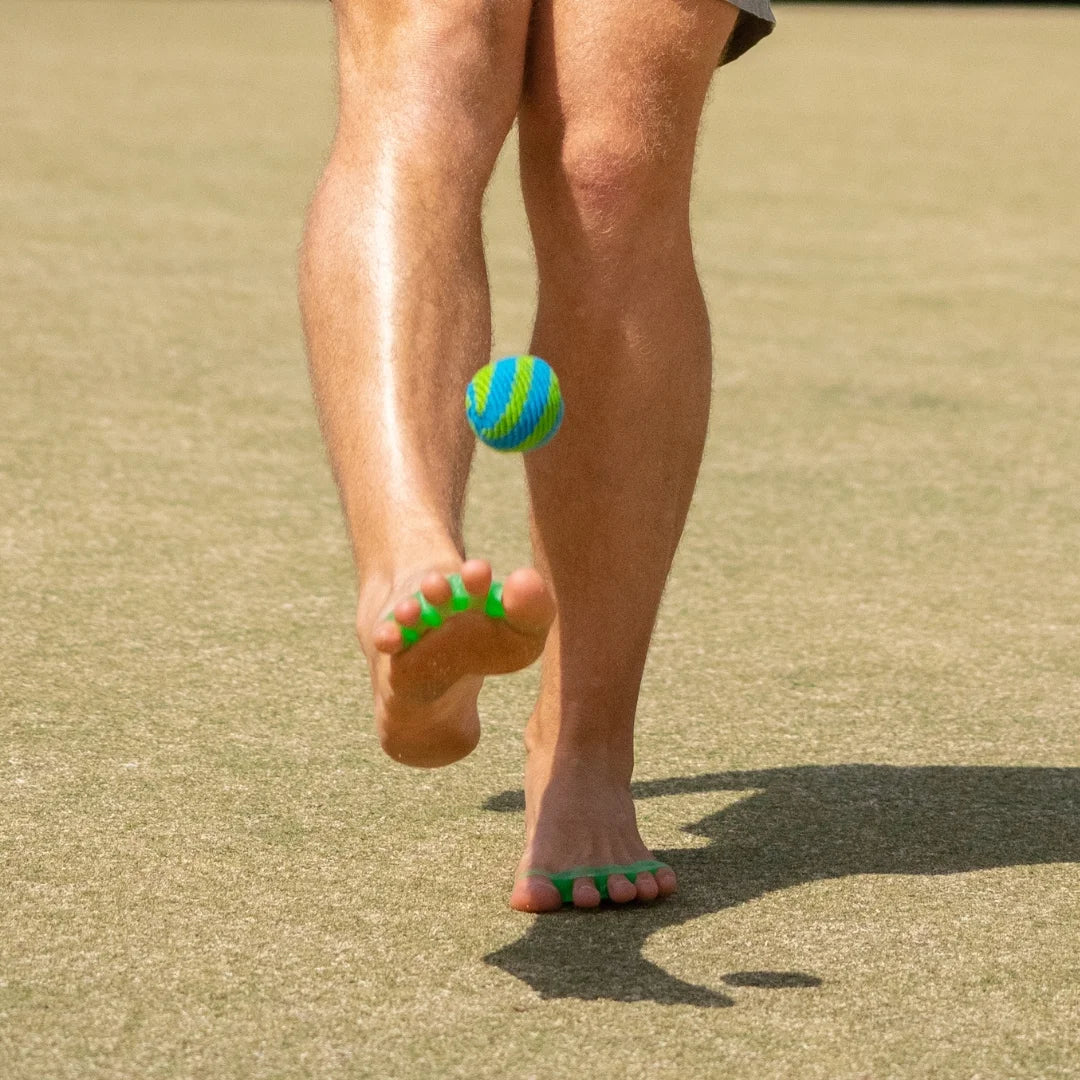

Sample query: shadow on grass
[483,765,1080,1006]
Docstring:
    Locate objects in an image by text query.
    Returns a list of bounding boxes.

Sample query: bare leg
[300,0,554,768]
[511,0,740,909]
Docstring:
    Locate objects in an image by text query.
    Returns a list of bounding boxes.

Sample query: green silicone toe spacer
[389,573,510,652]
[523,860,671,905]
[417,594,443,629]
[447,574,471,612]
[485,580,505,619]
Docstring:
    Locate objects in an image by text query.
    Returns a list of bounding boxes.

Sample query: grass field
[3,2,1079,1077]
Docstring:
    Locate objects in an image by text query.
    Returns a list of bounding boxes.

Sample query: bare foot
[510,749,678,912]
[357,558,555,767]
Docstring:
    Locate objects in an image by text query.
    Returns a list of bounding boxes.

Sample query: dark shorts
[721,0,775,66]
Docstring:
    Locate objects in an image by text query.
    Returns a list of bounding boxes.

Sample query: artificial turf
[2,3,1078,1077]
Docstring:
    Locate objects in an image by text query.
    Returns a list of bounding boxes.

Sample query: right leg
[300,0,554,767]
[510,0,739,909]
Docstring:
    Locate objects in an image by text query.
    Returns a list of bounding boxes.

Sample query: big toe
[501,567,556,635]
[510,874,564,914]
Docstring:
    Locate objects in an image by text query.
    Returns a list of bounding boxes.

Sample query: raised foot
[357,559,555,768]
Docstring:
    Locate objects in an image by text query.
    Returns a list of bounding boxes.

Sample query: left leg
[300,0,553,768]
[511,0,740,910]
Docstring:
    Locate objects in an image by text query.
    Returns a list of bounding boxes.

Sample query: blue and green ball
[465,355,564,452]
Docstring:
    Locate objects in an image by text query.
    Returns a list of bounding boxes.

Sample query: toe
[392,596,422,627]
[501,567,556,635]
[371,621,404,654]
[633,871,659,902]
[655,866,678,897]
[419,572,453,606]
[572,878,602,908]
[510,874,564,914]
[373,622,403,652]
[606,874,636,904]
[460,559,493,597]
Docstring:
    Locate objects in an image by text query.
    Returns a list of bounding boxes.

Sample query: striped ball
[465,355,564,452]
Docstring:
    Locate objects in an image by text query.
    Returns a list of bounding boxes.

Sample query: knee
[335,0,529,169]
[523,116,693,268]
[566,125,677,238]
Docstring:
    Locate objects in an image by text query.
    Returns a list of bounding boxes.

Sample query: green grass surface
[3,2,1079,1077]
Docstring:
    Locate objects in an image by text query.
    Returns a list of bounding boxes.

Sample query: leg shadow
[484,765,1080,1005]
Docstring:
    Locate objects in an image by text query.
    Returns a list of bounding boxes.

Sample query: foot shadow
[483,765,1080,1005]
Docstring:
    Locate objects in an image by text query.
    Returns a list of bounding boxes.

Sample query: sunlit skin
[300,0,739,911]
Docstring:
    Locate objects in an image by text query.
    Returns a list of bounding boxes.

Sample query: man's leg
[511,0,740,910]
[300,0,555,768]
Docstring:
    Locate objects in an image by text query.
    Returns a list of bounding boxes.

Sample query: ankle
[526,689,637,754]
[524,726,635,784]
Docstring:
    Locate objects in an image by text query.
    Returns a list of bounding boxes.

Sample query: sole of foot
[358,558,555,768]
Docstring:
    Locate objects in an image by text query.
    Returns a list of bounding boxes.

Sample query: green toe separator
[485,580,505,619]
[390,573,507,652]
[417,594,443,629]
[525,860,671,904]
[447,574,472,612]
